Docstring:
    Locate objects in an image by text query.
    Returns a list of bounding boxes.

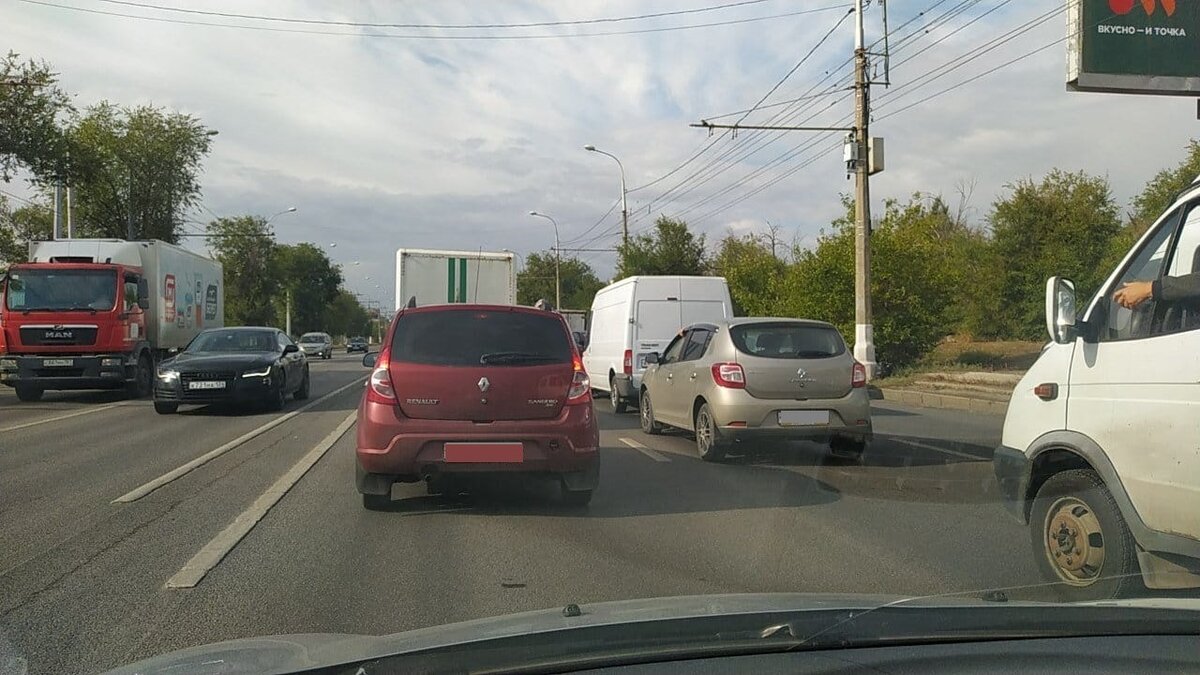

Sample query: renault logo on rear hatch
[478,377,490,392]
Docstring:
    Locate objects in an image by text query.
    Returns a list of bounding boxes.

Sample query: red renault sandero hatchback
[355,304,600,510]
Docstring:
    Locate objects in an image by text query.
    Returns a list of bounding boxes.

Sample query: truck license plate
[187,380,226,390]
[779,410,829,426]
[43,359,74,367]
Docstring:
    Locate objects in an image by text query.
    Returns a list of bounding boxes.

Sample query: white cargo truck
[394,249,516,311]
[1,239,223,400]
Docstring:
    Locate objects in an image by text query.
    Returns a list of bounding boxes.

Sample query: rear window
[391,309,572,366]
[300,333,327,342]
[730,323,845,359]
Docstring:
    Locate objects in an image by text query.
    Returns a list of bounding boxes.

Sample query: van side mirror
[137,278,150,310]
[644,352,660,365]
[1045,276,1077,344]
[362,352,378,368]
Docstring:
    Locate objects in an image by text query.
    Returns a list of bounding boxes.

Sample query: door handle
[689,373,697,380]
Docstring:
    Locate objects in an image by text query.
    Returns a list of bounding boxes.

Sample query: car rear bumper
[0,354,128,390]
[356,400,601,481]
[708,387,873,441]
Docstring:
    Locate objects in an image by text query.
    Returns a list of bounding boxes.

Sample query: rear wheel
[639,391,663,435]
[154,401,178,415]
[830,437,867,462]
[1030,469,1140,601]
[14,385,43,402]
[362,493,391,510]
[293,366,310,400]
[609,375,629,414]
[126,353,152,399]
[694,403,727,462]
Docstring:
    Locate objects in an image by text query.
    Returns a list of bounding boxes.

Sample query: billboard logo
[164,274,176,322]
[1109,0,1176,16]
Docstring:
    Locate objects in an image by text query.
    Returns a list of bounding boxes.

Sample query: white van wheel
[609,375,629,414]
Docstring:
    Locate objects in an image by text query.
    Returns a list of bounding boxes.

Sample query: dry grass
[874,338,1044,389]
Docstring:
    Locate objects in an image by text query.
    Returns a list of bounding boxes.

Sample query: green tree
[0,195,53,266]
[325,289,371,339]
[616,215,707,278]
[55,102,215,243]
[516,252,605,309]
[782,195,967,368]
[710,231,787,316]
[977,169,1121,339]
[274,243,342,336]
[0,52,72,181]
[206,216,279,327]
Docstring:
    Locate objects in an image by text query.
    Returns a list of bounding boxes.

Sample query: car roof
[397,303,556,317]
[201,326,276,333]
[689,317,839,330]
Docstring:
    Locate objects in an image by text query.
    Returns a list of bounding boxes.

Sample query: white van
[995,175,1200,600]
[583,276,734,414]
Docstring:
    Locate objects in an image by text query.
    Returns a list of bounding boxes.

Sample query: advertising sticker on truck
[164,274,176,322]
[205,284,218,321]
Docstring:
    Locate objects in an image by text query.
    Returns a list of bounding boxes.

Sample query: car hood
[163,352,278,371]
[101,592,1200,675]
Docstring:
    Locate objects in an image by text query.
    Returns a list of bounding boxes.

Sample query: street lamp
[266,206,297,225]
[266,206,298,335]
[529,211,561,310]
[584,144,628,246]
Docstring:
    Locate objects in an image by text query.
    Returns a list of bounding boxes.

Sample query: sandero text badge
[1068,0,1199,95]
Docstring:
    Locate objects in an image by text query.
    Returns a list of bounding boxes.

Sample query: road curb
[875,387,1009,415]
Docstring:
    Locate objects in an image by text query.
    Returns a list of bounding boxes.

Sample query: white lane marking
[0,401,131,434]
[112,376,366,503]
[892,437,985,462]
[620,437,670,462]
[166,411,357,589]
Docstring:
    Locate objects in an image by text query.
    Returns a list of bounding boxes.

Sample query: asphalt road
[0,354,1047,674]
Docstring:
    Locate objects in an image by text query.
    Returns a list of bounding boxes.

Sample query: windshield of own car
[188,330,277,353]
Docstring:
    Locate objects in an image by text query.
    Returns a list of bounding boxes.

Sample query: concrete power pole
[852,0,878,378]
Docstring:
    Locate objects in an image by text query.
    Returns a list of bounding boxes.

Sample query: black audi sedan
[153,327,309,414]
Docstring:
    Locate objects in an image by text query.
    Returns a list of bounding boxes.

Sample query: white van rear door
[634,299,681,372]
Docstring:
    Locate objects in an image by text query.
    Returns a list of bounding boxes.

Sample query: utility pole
[852,0,877,378]
[52,177,62,240]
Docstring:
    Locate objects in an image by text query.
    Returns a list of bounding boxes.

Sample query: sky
[3,0,1198,310]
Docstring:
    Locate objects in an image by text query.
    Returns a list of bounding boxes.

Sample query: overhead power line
[18,0,848,40]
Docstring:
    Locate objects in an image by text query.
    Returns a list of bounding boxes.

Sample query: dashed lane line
[620,437,671,462]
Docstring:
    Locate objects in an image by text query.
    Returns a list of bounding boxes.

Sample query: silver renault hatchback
[638,318,872,461]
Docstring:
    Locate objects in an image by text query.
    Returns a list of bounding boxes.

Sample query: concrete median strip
[112,376,366,503]
[0,401,132,434]
[620,437,670,462]
[166,410,357,589]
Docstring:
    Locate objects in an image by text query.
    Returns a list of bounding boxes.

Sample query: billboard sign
[1067,0,1200,95]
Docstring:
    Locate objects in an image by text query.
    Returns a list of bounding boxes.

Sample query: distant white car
[298,332,333,360]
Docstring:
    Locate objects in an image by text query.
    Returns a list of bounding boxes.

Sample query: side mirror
[1045,276,1077,344]
[283,344,300,354]
[362,352,378,368]
[167,347,179,355]
[644,352,660,365]
[137,278,150,310]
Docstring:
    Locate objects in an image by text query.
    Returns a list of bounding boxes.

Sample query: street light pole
[584,145,628,246]
[266,207,298,335]
[529,211,561,309]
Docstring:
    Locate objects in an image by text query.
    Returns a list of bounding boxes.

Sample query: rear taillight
[623,349,633,375]
[852,362,867,388]
[567,354,591,404]
[365,348,396,404]
[711,362,746,388]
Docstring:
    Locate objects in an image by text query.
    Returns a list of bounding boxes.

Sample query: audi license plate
[778,410,829,427]
[444,442,523,463]
[187,380,226,390]
[43,359,74,367]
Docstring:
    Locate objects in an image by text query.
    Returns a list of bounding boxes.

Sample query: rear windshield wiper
[479,352,563,365]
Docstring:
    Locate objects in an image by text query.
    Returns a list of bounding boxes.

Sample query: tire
[609,376,629,414]
[267,373,287,411]
[154,401,178,415]
[694,403,727,462]
[830,437,867,462]
[1030,469,1140,601]
[293,366,310,400]
[639,390,663,435]
[14,385,44,402]
[561,488,593,507]
[126,354,152,399]
[362,493,391,510]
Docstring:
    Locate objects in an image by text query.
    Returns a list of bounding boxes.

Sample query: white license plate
[43,359,74,367]
[779,410,829,427]
[187,380,226,390]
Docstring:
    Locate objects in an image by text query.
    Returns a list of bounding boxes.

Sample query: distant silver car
[298,332,333,360]
[638,319,872,461]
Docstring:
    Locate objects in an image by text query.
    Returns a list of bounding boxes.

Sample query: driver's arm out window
[1100,208,1179,341]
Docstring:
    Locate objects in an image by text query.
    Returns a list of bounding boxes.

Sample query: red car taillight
[711,362,746,389]
[622,349,633,375]
[567,354,591,404]
[365,348,397,404]
[852,361,867,388]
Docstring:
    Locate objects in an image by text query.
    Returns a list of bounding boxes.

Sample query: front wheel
[609,376,629,414]
[293,367,310,400]
[694,403,727,462]
[126,353,152,399]
[1030,469,1140,601]
[640,391,663,435]
[267,373,287,411]
[154,401,178,415]
[14,385,44,402]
